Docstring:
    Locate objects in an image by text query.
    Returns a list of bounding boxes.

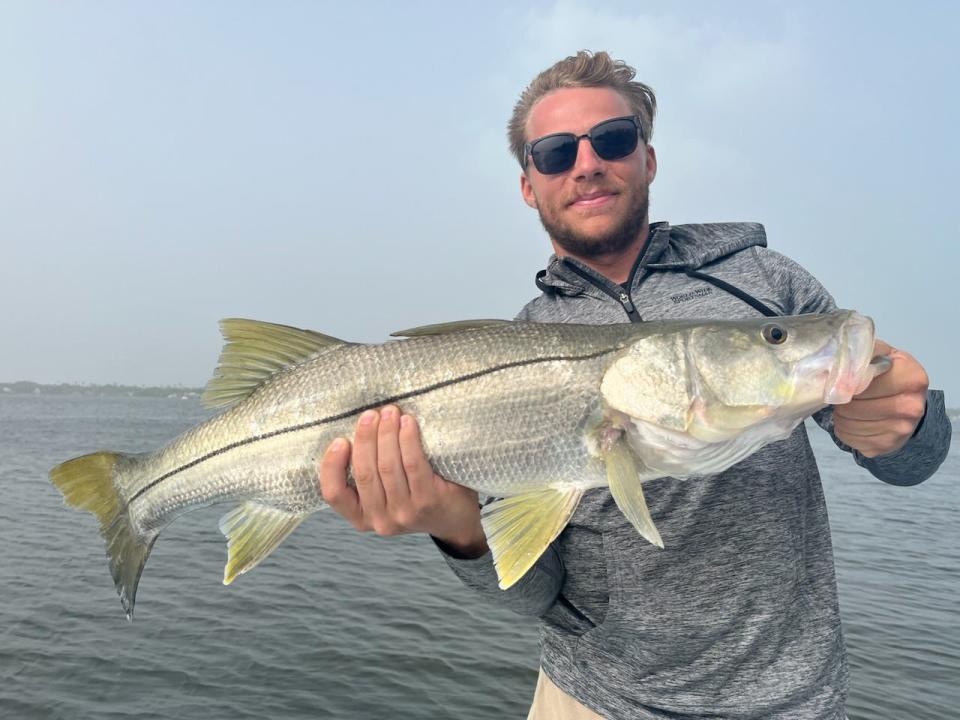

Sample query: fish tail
[50,451,156,621]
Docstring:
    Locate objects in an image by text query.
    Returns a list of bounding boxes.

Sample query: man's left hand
[833,340,929,458]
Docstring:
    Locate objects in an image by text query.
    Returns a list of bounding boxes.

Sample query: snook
[50,312,887,619]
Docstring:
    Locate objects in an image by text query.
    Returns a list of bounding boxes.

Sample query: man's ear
[520,172,539,209]
[646,144,657,184]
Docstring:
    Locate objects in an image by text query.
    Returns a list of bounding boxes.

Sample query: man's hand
[833,340,929,458]
[318,405,489,558]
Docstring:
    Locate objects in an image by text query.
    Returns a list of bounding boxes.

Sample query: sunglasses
[524,115,645,175]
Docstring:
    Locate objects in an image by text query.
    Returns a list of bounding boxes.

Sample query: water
[1,395,956,719]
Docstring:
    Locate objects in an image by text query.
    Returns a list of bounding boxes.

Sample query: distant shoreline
[0,381,203,399]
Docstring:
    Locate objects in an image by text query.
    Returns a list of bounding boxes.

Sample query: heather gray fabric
[440,222,952,720]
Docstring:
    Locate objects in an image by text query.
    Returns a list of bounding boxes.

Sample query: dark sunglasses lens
[531,135,578,174]
[591,119,639,160]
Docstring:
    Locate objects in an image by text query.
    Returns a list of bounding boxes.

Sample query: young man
[319,52,951,719]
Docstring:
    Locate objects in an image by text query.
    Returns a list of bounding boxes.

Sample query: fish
[49,311,889,619]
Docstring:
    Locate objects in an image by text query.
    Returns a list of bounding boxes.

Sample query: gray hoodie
[440,222,952,720]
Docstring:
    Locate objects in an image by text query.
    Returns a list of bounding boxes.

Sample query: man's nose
[572,137,605,179]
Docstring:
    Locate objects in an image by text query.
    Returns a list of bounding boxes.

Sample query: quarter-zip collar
[535,222,671,322]
[535,222,767,296]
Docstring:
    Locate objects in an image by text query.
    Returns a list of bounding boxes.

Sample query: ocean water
[0,394,956,720]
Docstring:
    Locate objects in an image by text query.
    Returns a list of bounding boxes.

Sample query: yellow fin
[50,451,156,620]
[51,451,121,523]
[219,502,306,584]
[481,488,583,590]
[606,442,664,548]
[390,319,511,337]
[203,319,348,409]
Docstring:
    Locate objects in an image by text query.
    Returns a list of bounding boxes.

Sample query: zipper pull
[618,291,636,313]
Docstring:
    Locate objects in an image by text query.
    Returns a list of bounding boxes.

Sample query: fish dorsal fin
[219,501,307,584]
[390,319,512,337]
[203,318,348,409]
[481,487,583,590]
[605,441,664,548]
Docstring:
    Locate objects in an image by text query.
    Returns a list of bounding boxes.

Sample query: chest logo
[669,287,713,304]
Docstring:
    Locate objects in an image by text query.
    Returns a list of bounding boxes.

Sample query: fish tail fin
[50,451,156,621]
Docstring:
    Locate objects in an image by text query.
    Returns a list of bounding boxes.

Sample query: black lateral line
[129,348,615,503]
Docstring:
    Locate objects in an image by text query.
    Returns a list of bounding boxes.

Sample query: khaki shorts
[527,668,605,720]
[526,668,851,720]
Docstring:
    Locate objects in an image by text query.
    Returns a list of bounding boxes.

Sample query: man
[319,52,951,719]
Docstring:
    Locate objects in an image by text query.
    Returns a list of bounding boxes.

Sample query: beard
[538,182,650,259]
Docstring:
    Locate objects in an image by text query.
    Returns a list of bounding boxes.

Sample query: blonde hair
[508,50,657,168]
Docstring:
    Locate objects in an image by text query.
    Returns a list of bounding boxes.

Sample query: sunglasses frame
[523,115,646,175]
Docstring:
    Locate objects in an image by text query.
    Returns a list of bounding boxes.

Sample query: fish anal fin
[218,502,307,584]
[606,442,664,548]
[390,319,512,337]
[481,488,583,590]
[203,319,349,409]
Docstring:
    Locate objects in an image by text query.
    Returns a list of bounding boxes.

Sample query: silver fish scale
[124,322,645,533]
[406,359,610,495]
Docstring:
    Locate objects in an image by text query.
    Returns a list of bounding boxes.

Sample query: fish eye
[761,323,787,345]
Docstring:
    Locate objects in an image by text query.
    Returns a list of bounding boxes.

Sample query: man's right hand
[318,405,489,559]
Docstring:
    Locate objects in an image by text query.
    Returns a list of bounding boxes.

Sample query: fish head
[601,311,887,453]
[686,310,884,434]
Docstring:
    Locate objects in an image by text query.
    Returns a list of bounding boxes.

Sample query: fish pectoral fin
[606,442,664,548]
[481,488,583,591]
[203,319,350,409]
[389,319,512,337]
[219,502,307,585]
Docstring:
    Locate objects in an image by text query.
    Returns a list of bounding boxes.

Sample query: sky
[1,1,957,401]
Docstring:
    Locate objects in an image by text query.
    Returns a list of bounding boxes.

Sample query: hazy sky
[1,1,957,401]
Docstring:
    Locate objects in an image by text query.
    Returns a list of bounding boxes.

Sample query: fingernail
[329,438,347,452]
[400,415,411,428]
[381,406,396,421]
[360,410,377,426]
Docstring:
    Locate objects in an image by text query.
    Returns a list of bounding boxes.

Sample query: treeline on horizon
[0,381,203,398]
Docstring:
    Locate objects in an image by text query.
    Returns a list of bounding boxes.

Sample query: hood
[535,222,768,298]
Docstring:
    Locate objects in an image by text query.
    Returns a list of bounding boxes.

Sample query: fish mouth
[822,312,887,404]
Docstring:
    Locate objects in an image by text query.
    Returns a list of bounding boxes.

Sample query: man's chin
[552,230,640,259]
[539,192,649,260]
[546,216,635,257]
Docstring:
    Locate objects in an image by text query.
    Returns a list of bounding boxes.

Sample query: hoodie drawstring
[535,266,781,321]
[682,269,780,318]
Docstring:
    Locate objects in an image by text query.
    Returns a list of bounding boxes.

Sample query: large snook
[50,311,888,619]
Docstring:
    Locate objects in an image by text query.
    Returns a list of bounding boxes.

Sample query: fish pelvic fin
[605,442,664,548]
[203,318,350,410]
[219,502,308,585]
[481,488,583,591]
[49,451,155,621]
